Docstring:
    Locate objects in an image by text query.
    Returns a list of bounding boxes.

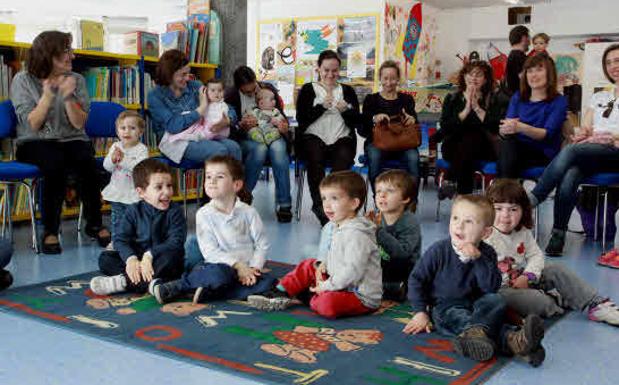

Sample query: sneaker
[438,180,457,201]
[192,287,208,305]
[520,345,546,368]
[148,278,161,296]
[276,206,293,223]
[453,326,496,362]
[90,274,127,295]
[589,301,619,326]
[247,288,292,311]
[153,280,183,304]
[597,249,618,266]
[506,314,545,357]
[0,269,13,290]
[383,281,407,302]
[545,229,565,257]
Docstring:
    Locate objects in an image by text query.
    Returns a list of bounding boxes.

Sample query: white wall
[246,0,383,70]
[0,0,186,46]
[435,0,619,78]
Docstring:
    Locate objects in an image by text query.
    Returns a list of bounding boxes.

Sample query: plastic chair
[80,101,126,231]
[580,173,619,251]
[0,100,41,253]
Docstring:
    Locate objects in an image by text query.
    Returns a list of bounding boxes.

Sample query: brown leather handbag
[372,114,421,151]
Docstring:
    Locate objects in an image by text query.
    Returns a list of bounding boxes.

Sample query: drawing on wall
[259,22,284,80]
[553,52,583,89]
[297,19,337,59]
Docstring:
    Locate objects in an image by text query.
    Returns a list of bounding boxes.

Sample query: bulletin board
[256,13,380,114]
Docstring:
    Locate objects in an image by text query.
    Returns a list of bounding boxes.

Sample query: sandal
[42,234,62,255]
[85,226,112,248]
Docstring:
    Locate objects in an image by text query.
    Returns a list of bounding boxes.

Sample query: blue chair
[80,102,126,231]
[0,100,41,253]
[158,157,204,218]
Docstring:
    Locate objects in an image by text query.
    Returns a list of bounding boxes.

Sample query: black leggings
[16,140,103,236]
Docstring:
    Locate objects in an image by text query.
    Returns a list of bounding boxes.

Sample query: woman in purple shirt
[497,54,567,178]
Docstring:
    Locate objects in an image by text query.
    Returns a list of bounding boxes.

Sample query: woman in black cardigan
[295,50,361,225]
[434,60,508,196]
[360,60,418,191]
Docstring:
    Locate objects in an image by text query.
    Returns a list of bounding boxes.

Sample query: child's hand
[125,257,141,284]
[111,147,124,164]
[458,242,481,260]
[234,262,260,286]
[309,284,324,294]
[403,312,432,334]
[240,114,258,131]
[140,253,154,282]
[313,261,327,287]
[511,275,529,289]
[275,118,289,134]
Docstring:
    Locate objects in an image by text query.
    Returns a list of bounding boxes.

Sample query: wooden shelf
[73,49,140,61]
[121,103,141,110]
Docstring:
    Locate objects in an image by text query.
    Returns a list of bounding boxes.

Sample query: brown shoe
[453,326,496,362]
[506,314,545,356]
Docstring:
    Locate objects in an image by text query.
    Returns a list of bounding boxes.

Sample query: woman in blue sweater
[147,50,241,164]
[497,54,567,178]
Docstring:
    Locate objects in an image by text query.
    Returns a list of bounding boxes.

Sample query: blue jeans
[0,238,12,269]
[180,262,277,300]
[184,236,204,272]
[365,143,419,187]
[531,143,619,230]
[432,293,512,352]
[183,139,242,162]
[110,202,129,243]
[240,139,292,207]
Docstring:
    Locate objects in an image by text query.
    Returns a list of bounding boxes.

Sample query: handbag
[372,114,421,151]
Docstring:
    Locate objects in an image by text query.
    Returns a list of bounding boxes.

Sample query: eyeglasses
[602,99,616,119]
[63,48,74,55]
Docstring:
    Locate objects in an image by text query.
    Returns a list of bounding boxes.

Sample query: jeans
[365,143,419,188]
[432,293,512,352]
[16,140,103,236]
[98,250,184,293]
[184,235,204,271]
[531,143,619,230]
[499,262,599,317]
[183,138,242,162]
[0,238,12,269]
[497,136,550,178]
[179,262,277,300]
[240,138,292,207]
[110,202,129,243]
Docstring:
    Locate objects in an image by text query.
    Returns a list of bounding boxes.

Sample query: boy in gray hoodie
[248,171,382,318]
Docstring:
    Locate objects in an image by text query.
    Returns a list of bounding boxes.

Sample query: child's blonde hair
[453,194,495,227]
[532,32,550,44]
[320,170,367,213]
[115,110,146,132]
[256,87,275,104]
[486,179,533,230]
[375,169,417,212]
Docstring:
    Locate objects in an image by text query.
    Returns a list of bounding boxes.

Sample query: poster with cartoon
[259,23,284,80]
[296,19,338,61]
[553,52,583,90]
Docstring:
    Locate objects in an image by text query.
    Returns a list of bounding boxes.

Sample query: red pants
[279,258,372,319]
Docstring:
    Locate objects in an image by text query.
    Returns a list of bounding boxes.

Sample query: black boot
[545,229,565,257]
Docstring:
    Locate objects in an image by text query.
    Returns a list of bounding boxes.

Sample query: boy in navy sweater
[90,159,186,295]
[403,195,546,366]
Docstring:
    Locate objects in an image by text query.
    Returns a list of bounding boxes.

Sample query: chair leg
[436,171,443,222]
[603,190,609,251]
[182,170,188,219]
[594,187,600,241]
[77,202,83,233]
[295,168,305,221]
[22,182,40,253]
[1,185,7,238]
[534,205,540,240]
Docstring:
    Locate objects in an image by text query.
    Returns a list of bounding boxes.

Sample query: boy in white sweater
[248,171,382,318]
[486,179,619,326]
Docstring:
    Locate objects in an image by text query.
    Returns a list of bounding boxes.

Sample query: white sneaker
[589,301,619,326]
[90,274,127,295]
[148,278,161,296]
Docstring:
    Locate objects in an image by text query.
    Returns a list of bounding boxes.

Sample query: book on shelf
[0,54,15,100]
[188,0,210,16]
[83,66,143,105]
[160,31,181,54]
[124,31,159,58]
[207,10,221,65]
[80,20,104,51]
[0,23,16,42]
[187,13,210,64]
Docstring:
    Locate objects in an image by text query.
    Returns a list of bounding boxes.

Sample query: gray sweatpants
[499,262,598,317]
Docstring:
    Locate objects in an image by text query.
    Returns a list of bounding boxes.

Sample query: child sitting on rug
[248,170,382,319]
[485,179,619,327]
[404,195,546,366]
[90,159,186,295]
[150,155,275,304]
[367,170,421,302]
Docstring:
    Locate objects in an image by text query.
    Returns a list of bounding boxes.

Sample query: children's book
[80,20,104,51]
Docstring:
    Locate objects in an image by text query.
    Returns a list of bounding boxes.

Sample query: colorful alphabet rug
[0,262,510,385]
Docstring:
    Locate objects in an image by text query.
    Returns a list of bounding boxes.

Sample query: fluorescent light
[505,0,521,4]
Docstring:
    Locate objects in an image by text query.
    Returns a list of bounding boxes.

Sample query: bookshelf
[0,40,219,223]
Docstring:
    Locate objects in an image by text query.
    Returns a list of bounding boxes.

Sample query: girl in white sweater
[485,179,619,326]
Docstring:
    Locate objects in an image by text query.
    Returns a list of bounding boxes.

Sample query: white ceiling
[421,0,551,9]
